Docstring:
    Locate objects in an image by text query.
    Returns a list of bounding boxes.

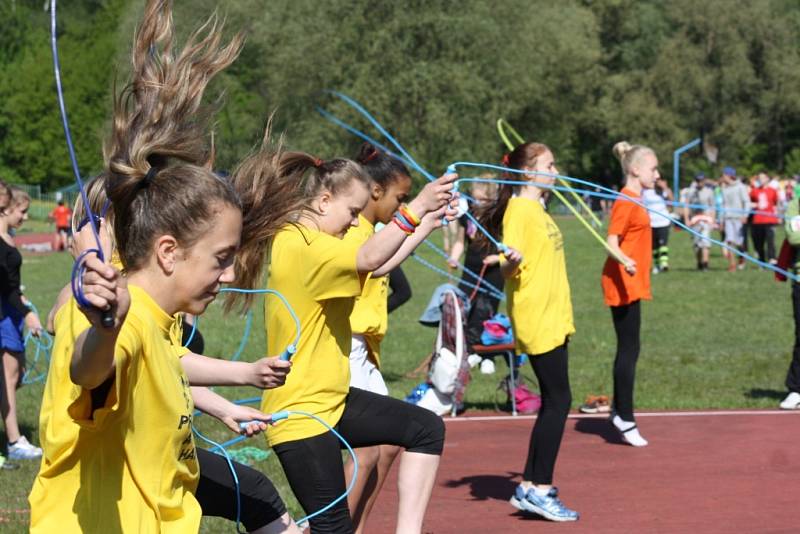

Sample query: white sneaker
[467,353,482,368]
[480,359,496,374]
[8,436,42,460]
[779,391,800,410]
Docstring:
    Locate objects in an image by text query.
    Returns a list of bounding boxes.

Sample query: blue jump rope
[188,288,357,531]
[317,91,798,281]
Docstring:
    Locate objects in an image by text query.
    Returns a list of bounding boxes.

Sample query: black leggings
[611,301,641,421]
[786,284,800,393]
[273,387,445,533]
[196,447,286,531]
[751,224,776,262]
[523,342,572,485]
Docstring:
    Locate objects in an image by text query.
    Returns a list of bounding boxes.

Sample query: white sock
[612,415,648,447]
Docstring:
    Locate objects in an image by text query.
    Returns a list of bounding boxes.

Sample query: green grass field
[0,217,794,531]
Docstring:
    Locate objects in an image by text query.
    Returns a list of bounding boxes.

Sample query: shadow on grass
[573,418,627,446]
[444,471,520,502]
[745,388,785,400]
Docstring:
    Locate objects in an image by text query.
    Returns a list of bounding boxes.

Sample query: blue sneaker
[509,485,579,522]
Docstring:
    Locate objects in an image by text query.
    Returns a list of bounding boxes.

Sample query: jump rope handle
[441,165,458,227]
[238,411,289,431]
[279,345,297,362]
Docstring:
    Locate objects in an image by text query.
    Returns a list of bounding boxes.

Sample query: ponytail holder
[364,149,379,163]
[501,153,510,166]
[313,158,323,168]
[141,166,158,189]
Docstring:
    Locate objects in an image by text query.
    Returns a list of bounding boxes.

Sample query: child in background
[448,179,504,374]
[49,199,72,251]
[477,142,579,522]
[228,138,456,532]
[0,187,44,461]
[602,141,659,447]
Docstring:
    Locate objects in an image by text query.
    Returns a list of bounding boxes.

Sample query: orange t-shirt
[601,187,652,306]
[51,205,71,228]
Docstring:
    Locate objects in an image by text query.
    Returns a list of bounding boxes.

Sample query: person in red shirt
[601,141,659,447]
[48,200,72,252]
[750,172,780,263]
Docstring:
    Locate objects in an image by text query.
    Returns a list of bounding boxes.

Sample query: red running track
[367,411,799,533]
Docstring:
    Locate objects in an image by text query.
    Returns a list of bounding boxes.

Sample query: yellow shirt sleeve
[66,318,142,429]
[304,229,364,301]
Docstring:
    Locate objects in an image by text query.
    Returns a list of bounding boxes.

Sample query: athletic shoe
[8,436,43,460]
[579,395,610,414]
[480,359,496,374]
[652,266,660,274]
[779,391,800,410]
[509,485,579,522]
[467,353,482,368]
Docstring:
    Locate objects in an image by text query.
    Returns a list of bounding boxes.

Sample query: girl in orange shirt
[601,141,659,447]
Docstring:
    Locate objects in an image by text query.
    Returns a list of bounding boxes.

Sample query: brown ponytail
[103,0,244,271]
[474,142,550,251]
[225,126,369,312]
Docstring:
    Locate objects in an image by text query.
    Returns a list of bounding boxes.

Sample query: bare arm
[190,386,270,436]
[46,283,73,335]
[69,255,130,389]
[372,213,443,277]
[500,247,523,279]
[606,234,636,275]
[181,352,291,389]
[447,224,466,268]
[356,173,457,273]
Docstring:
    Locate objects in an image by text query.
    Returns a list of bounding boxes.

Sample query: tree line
[2,0,800,190]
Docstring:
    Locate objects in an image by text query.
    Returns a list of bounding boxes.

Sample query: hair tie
[140,166,158,189]
[364,149,379,163]
[313,158,323,168]
[502,153,510,166]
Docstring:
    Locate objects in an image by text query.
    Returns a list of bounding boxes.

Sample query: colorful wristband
[392,215,415,235]
[399,203,421,226]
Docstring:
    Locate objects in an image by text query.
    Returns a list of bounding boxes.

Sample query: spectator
[683,173,716,271]
[750,172,780,264]
[48,200,72,252]
[642,177,673,273]
[720,167,750,272]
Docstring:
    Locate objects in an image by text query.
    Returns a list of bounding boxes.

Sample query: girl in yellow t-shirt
[32,177,302,533]
[341,142,430,533]
[476,142,579,522]
[30,3,300,532]
[227,143,457,533]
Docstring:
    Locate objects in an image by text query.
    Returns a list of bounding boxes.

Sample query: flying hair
[103,0,244,272]
[225,126,369,312]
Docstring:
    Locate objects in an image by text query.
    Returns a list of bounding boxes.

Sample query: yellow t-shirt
[344,215,389,367]
[29,285,199,533]
[501,197,575,355]
[263,224,363,446]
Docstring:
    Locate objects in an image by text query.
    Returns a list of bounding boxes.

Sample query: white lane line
[444,410,800,423]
